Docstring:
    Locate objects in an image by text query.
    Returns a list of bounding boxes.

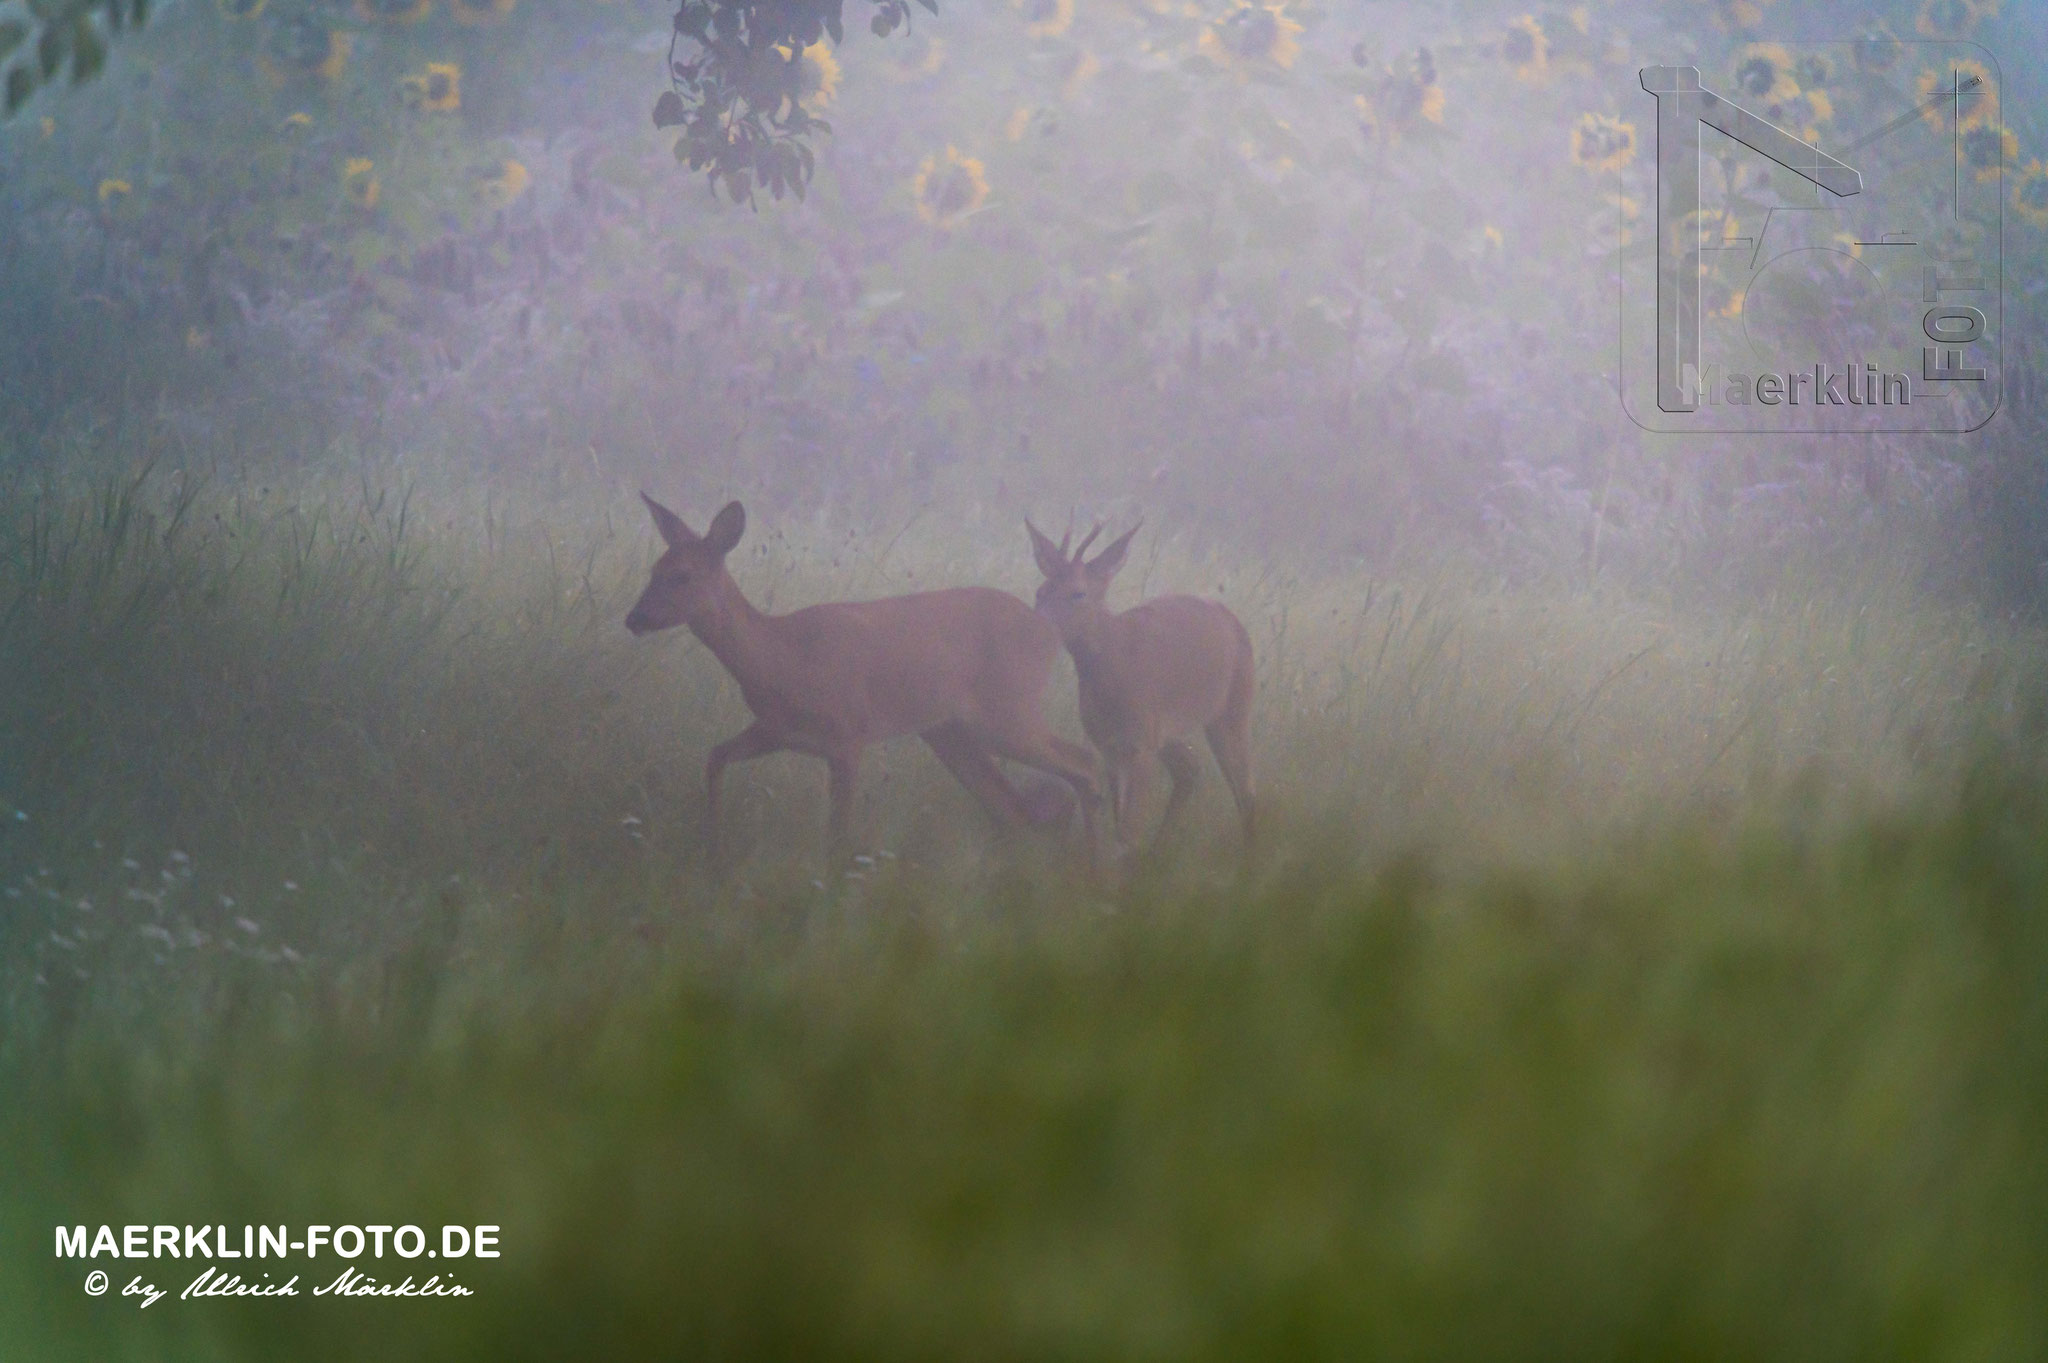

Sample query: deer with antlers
[627,496,1101,864]
[1027,519,1255,854]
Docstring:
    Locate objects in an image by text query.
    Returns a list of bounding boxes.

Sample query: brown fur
[629,496,1099,863]
[1028,520,1256,852]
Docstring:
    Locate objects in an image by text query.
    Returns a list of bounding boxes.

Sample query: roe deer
[627,496,1100,863]
[1027,519,1255,853]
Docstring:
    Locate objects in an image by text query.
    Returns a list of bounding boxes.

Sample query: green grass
[3,461,2046,1359]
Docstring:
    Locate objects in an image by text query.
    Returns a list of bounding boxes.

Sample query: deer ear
[1085,521,1142,583]
[704,500,746,558]
[641,492,695,549]
[1026,519,1068,580]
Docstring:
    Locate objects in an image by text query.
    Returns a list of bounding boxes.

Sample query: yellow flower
[1708,0,1770,32]
[217,0,265,19]
[1004,105,1034,141]
[1502,15,1546,82]
[1831,231,1863,259]
[1482,224,1505,251]
[356,0,430,22]
[2011,159,2048,228]
[343,157,381,209]
[792,41,839,113]
[1962,124,2016,182]
[1357,49,1443,143]
[39,117,53,137]
[482,158,531,207]
[97,178,132,205]
[259,19,350,84]
[911,146,990,228]
[402,62,463,113]
[1014,0,1073,38]
[1731,43,1799,103]
[1570,112,1636,172]
[1668,207,1739,262]
[284,111,313,128]
[1917,59,1997,133]
[1915,0,1981,38]
[1198,4,1303,71]
[451,0,515,21]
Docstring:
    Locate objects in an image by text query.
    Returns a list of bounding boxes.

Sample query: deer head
[1026,517,1142,636]
[626,495,746,636]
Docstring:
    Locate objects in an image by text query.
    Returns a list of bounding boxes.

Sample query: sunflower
[1917,59,1997,133]
[482,158,531,207]
[259,17,350,84]
[791,41,839,113]
[1668,206,1739,261]
[2012,159,2048,228]
[217,0,265,20]
[1708,0,1771,32]
[356,0,430,22]
[1792,50,1833,91]
[1014,0,1073,38]
[342,157,380,209]
[911,146,990,228]
[1570,112,1636,172]
[1731,43,1799,103]
[1357,49,1443,143]
[451,0,515,21]
[1962,124,2016,182]
[1198,4,1303,71]
[401,62,462,113]
[1915,0,1977,38]
[1502,15,1546,82]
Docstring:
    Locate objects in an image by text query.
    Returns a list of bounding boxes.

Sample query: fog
[3,0,2046,1356]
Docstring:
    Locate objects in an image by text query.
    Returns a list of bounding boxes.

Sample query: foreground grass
[3,463,2047,1358]
[5,762,2048,1360]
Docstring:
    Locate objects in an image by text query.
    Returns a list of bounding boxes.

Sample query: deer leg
[825,748,861,861]
[924,722,1033,828]
[1158,739,1202,843]
[705,722,785,864]
[1117,749,1155,854]
[1205,719,1256,848]
[981,729,1102,869]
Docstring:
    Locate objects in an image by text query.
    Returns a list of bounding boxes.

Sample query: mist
[3,0,2046,1356]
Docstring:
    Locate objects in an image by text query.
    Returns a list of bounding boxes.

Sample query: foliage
[655,0,937,204]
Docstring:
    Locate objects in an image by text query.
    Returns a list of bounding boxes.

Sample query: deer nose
[625,609,652,635]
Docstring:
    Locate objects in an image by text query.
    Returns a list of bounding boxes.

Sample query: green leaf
[4,65,33,114]
[915,0,937,13]
[822,1,842,44]
[652,90,686,128]
[0,20,27,62]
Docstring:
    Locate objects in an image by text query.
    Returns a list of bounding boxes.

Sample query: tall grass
[2,459,2045,1359]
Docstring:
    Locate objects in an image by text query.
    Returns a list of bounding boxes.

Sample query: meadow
[2,454,2045,1359]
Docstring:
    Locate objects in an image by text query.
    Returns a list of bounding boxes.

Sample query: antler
[1073,522,1103,562]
